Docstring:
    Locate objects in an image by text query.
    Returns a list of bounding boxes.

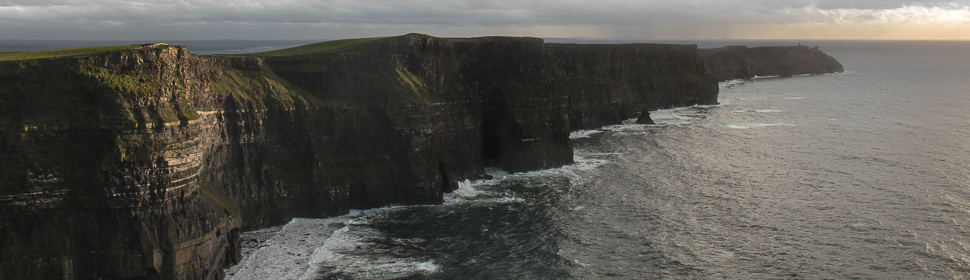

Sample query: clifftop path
[0,34,841,279]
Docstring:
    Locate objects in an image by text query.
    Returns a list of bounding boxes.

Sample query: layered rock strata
[0,34,840,279]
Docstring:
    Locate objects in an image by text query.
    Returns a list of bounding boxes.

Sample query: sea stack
[636,109,656,124]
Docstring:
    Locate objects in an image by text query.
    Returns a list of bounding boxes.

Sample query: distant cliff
[0,34,840,279]
[546,43,717,130]
[699,45,844,81]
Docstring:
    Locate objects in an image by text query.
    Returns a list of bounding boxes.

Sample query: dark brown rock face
[0,45,245,279]
[545,43,718,130]
[0,34,840,279]
[699,45,844,81]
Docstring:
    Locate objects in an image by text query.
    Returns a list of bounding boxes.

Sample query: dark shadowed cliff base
[0,34,841,279]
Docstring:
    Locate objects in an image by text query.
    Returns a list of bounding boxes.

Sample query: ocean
[222,40,970,279]
[7,39,968,279]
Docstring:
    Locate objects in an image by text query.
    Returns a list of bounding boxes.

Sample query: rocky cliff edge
[0,34,840,279]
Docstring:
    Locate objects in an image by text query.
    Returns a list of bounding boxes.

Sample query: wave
[231,155,607,279]
[443,168,526,204]
[231,102,723,279]
[569,129,605,139]
[650,105,719,125]
[734,109,785,113]
[725,123,795,129]
[649,109,695,125]
[300,226,439,280]
[719,79,747,89]
[226,217,355,279]
[752,75,781,79]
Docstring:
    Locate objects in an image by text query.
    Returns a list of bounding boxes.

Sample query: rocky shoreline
[0,34,842,279]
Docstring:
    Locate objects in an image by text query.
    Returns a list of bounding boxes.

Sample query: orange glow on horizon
[473,4,970,41]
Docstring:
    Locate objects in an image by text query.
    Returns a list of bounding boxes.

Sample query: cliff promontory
[0,34,841,279]
[699,45,845,81]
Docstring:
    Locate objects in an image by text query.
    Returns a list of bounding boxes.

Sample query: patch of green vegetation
[209,65,322,108]
[276,62,332,73]
[198,183,235,217]
[81,67,163,96]
[181,107,198,121]
[0,45,142,61]
[391,69,431,105]
[193,178,237,222]
[249,37,392,56]
[154,106,180,123]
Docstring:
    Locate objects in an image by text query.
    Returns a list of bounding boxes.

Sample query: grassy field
[249,36,392,56]
[0,45,143,61]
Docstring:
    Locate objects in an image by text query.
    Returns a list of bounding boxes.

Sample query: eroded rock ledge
[0,34,841,279]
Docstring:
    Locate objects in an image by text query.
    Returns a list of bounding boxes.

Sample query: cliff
[546,43,717,130]
[699,45,844,81]
[0,34,840,279]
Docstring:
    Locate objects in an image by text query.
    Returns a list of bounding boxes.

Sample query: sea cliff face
[0,34,841,279]
[699,45,845,81]
[546,43,718,130]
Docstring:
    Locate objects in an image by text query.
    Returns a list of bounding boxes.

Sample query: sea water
[225,41,970,279]
[8,39,957,279]
[6,39,968,279]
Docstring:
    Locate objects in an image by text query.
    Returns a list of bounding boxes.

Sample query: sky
[1,0,969,41]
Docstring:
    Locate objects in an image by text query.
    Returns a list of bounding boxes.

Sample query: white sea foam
[234,167,521,279]
[443,168,511,203]
[692,104,720,109]
[725,123,796,129]
[734,109,785,113]
[571,155,608,171]
[226,217,353,280]
[753,75,781,79]
[588,152,623,156]
[601,123,648,132]
[509,155,607,182]
[649,108,697,125]
[719,79,746,89]
[569,129,604,139]
[299,226,439,280]
[455,179,483,198]
[651,109,694,120]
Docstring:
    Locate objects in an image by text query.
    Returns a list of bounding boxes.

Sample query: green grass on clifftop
[0,45,142,61]
[249,37,392,56]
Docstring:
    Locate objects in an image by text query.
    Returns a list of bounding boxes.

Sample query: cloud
[786,3,970,25]
[0,0,968,39]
